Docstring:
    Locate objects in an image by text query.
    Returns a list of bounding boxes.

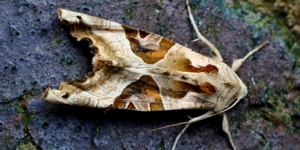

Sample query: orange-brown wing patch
[127,102,137,110]
[122,25,175,64]
[199,82,216,95]
[199,64,218,73]
[150,103,164,111]
[157,51,218,73]
[155,76,201,99]
[113,75,164,111]
[139,30,150,38]
[122,25,138,37]
[151,75,217,110]
[113,99,126,108]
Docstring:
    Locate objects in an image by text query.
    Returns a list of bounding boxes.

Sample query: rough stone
[1,0,300,149]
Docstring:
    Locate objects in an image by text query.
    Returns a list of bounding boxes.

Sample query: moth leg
[172,123,190,150]
[222,113,237,150]
[185,0,223,62]
[231,41,269,72]
[103,108,110,113]
[172,111,215,150]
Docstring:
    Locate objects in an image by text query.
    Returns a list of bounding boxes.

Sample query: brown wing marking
[154,75,216,97]
[113,75,164,111]
[159,78,201,99]
[113,99,126,108]
[139,30,150,38]
[152,76,216,110]
[58,9,151,73]
[122,25,175,64]
[42,65,144,108]
[147,67,217,95]
[155,47,218,73]
[199,82,216,95]
[127,102,137,110]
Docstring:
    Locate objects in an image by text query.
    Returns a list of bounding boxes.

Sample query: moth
[42,0,269,149]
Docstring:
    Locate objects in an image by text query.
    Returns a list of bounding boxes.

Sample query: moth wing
[43,66,143,108]
[58,9,217,70]
[108,75,216,111]
[58,9,148,70]
[43,9,217,111]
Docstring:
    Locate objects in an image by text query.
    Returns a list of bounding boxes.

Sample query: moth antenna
[242,41,269,61]
[103,108,110,113]
[191,38,200,42]
[148,121,190,132]
[232,41,269,72]
[149,98,242,131]
[186,0,223,62]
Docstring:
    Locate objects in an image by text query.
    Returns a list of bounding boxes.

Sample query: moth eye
[61,93,70,99]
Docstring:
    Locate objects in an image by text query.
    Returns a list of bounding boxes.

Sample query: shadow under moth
[42,0,269,149]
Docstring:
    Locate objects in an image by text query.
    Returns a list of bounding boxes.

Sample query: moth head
[221,80,248,113]
[237,81,248,101]
[42,87,70,104]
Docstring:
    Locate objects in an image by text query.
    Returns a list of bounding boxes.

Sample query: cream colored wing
[43,9,246,111]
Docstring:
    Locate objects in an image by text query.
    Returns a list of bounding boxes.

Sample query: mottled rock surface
[1,0,300,149]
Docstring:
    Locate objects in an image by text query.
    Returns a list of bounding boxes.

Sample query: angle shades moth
[42,0,269,149]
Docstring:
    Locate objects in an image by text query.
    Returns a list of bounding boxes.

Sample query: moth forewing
[42,3,269,150]
[45,8,242,112]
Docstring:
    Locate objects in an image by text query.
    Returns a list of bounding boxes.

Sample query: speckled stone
[1,0,300,149]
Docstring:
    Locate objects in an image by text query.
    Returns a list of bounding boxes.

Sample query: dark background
[1,0,300,149]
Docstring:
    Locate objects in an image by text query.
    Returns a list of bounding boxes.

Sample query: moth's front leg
[172,111,215,150]
[222,112,237,150]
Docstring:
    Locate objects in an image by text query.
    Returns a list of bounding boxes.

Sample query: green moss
[263,92,292,125]
[244,107,264,125]
[223,1,300,131]
[126,9,131,15]
[51,38,64,47]
[5,136,14,145]
[230,1,300,73]
[124,1,140,19]
[244,12,261,23]
[0,96,14,110]
[15,101,40,149]
[75,126,82,133]
[159,138,165,150]
[12,89,43,150]
[66,57,73,65]
[16,142,37,150]
[292,96,300,118]
[83,7,89,13]
[95,120,102,134]
[49,4,55,10]
[155,2,162,10]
